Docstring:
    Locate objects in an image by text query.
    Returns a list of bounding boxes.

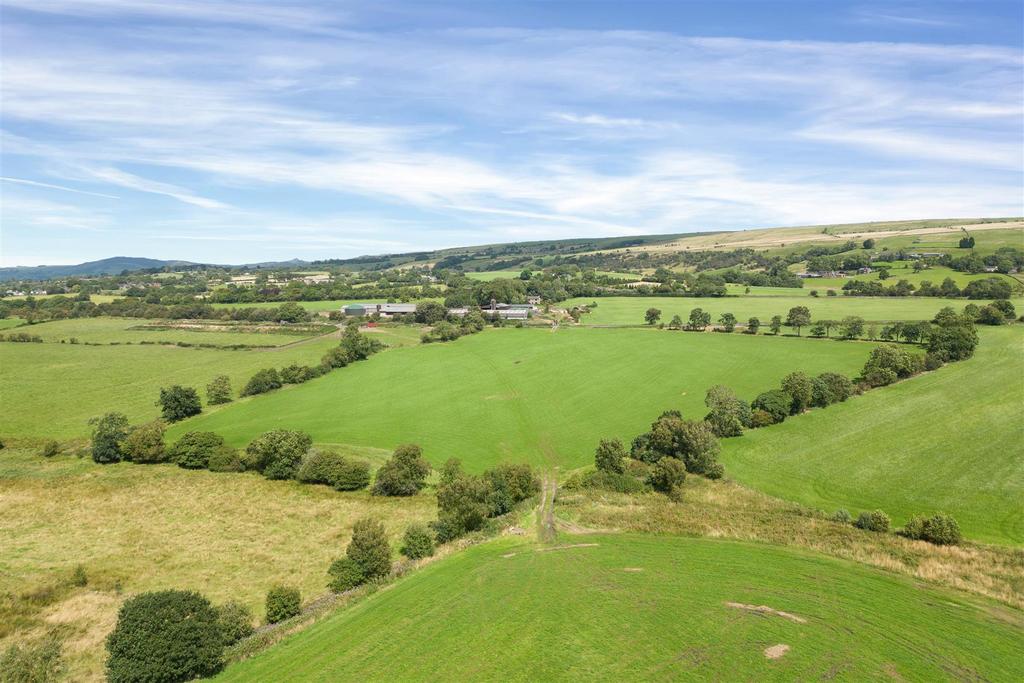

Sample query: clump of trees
[400,524,435,560]
[434,459,539,542]
[297,449,371,491]
[90,412,131,464]
[244,430,313,480]
[327,517,393,593]
[421,310,487,343]
[240,368,283,397]
[372,444,432,496]
[206,375,232,405]
[122,420,167,463]
[854,510,891,533]
[630,410,723,479]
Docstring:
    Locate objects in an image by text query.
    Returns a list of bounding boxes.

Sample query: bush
[400,524,435,560]
[106,590,223,682]
[245,430,312,480]
[812,372,853,407]
[297,449,348,485]
[1,634,64,683]
[206,375,233,405]
[215,602,254,646]
[903,513,961,545]
[122,420,167,463]
[565,468,648,494]
[90,412,130,464]
[169,431,226,470]
[647,457,687,493]
[207,445,244,472]
[327,557,366,593]
[157,385,202,422]
[748,409,774,428]
[482,463,540,516]
[347,517,392,580]
[854,510,891,533]
[830,509,852,524]
[862,345,920,380]
[240,368,282,397]
[923,352,944,371]
[332,459,371,491]
[863,367,897,388]
[40,440,61,458]
[594,438,626,474]
[751,390,792,424]
[371,444,431,496]
[264,586,301,624]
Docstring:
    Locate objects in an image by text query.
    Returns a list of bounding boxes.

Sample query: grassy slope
[169,328,877,471]
[0,449,434,680]
[218,534,1024,682]
[563,295,1013,325]
[722,326,1024,544]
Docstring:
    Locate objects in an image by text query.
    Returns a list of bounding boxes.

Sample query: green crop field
[169,328,878,470]
[20,317,331,347]
[562,295,1006,326]
[722,326,1024,545]
[218,533,1024,682]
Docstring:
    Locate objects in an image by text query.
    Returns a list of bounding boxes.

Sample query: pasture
[722,326,1024,545]
[561,295,996,325]
[169,327,878,470]
[0,449,434,681]
[20,317,331,347]
[798,264,1022,292]
[217,533,1024,682]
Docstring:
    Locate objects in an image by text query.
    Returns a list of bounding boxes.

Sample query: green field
[209,299,384,311]
[21,317,330,347]
[218,533,1024,682]
[801,264,1023,292]
[465,270,638,281]
[169,328,878,470]
[0,317,25,330]
[723,326,1024,545]
[563,295,1003,325]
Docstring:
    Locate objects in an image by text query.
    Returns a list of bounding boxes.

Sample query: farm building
[343,303,418,317]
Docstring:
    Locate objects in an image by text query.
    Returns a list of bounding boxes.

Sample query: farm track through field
[263,325,342,351]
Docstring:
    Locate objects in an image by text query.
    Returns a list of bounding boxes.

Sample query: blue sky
[1,1,1021,266]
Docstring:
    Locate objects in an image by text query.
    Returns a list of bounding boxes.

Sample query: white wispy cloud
[0,176,119,199]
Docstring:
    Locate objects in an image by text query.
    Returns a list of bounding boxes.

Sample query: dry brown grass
[0,449,436,680]
[555,478,1024,612]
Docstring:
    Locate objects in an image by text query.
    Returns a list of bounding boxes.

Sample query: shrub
[241,368,283,397]
[400,524,436,560]
[40,440,61,458]
[647,457,687,493]
[90,412,130,464]
[863,367,897,388]
[854,510,891,533]
[215,602,254,646]
[122,420,167,463]
[928,323,978,361]
[207,445,244,472]
[565,468,648,494]
[482,463,539,516]
[749,409,774,428]
[106,590,223,682]
[347,517,392,580]
[903,513,961,545]
[327,557,366,593]
[0,634,64,683]
[72,564,88,587]
[245,430,312,480]
[816,372,853,404]
[594,438,626,474]
[372,444,431,496]
[333,459,371,491]
[157,385,202,422]
[751,390,791,424]
[830,509,852,524]
[320,346,351,369]
[169,431,226,470]
[206,375,233,405]
[862,345,920,380]
[297,449,347,485]
[923,352,944,371]
[703,385,751,437]
[264,586,301,624]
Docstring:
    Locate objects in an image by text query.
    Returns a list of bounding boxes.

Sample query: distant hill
[0,257,199,281]
[0,256,315,281]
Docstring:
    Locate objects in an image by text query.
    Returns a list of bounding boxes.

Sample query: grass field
[21,317,330,347]
[465,270,638,281]
[0,317,25,330]
[0,449,435,681]
[799,264,1022,292]
[169,328,878,471]
[562,295,1004,325]
[208,299,386,311]
[218,533,1024,682]
[722,326,1024,545]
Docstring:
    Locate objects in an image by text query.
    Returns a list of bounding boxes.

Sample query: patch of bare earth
[725,602,807,624]
[764,644,790,659]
